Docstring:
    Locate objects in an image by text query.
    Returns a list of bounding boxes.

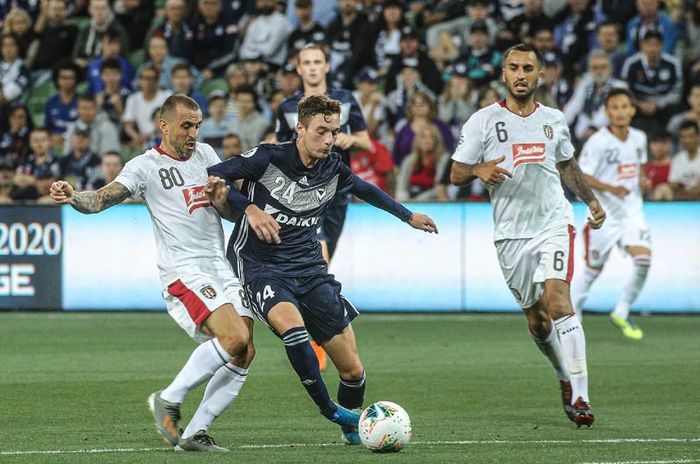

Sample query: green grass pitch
[1,312,698,463]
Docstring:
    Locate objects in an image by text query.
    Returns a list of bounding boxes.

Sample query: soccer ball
[358,401,412,452]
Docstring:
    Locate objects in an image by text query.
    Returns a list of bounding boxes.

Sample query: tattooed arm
[557,157,606,229]
[49,180,131,214]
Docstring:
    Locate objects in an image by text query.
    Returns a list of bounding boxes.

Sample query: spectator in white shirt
[122,66,171,148]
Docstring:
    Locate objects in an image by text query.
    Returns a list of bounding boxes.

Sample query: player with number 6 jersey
[571,88,651,340]
[450,44,606,428]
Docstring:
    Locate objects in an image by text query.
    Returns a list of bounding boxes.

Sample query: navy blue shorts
[245,272,359,344]
[316,194,349,259]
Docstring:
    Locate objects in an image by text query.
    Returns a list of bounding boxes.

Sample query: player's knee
[547,297,571,319]
[338,362,364,381]
[232,341,256,368]
[217,329,249,357]
[528,318,551,339]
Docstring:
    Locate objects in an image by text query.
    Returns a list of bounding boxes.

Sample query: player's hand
[587,200,606,230]
[334,133,355,150]
[408,212,438,234]
[49,180,74,205]
[609,185,630,198]
[474,156,512,188]
[245,205,281,244]
[205,175,230,207]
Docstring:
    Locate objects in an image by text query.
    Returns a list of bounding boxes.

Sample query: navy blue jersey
[208,141,411,281]
[275,89,367,166]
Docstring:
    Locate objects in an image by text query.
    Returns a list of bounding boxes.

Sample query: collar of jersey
[155,145,188,162]
[498,99,540,118]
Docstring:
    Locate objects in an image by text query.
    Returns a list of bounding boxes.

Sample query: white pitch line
[580,460,700,464]
[1,438,698,456]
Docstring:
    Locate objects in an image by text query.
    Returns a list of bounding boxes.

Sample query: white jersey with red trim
[115,143,228,287]
[578,126,647,221]
[452,101,575,241]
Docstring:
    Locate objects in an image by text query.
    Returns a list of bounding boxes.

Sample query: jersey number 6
[495,122,508,142]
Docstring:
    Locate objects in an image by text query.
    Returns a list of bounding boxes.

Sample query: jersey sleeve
[451,114,483,165]
[208,146,272,211]
[201,143,223,166]
[347,93,368,132]
[555,114,575,162]
[340,162,412,222]
[114,157,147,198]
[577,136,600,176]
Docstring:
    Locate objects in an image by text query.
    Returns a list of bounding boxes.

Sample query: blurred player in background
[450,44,605,427]
[276,43,371,369]
[49,95,254,452]
[209,95,437,444]
[571,88,650,340]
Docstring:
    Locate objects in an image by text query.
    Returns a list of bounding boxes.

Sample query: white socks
[570,266,601,313]
[554,313,588,402]
[161,338,231,404]
[182,363,249,439]
[532,325,570,381]
[612,255,651,319]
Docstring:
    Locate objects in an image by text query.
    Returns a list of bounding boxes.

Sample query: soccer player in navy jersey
[277,42,372,369]
[208,94,437,444]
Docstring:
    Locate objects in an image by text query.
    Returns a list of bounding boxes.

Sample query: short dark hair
[171,62,192,77]
[502,43,544,68]
[649,130,671,142]
[102,150,123,161]
[101,28,121,43]
[100,58,122,73]
[235,84,258,100]
[297,95,340,127]
[605,87,634,106]
[597,20,620,32]
[52,60,80,85]
[297,43,329,64]
[679,120,699,134]
[78,93,97,104]
[159,94,201,121]
[642,29,663,42]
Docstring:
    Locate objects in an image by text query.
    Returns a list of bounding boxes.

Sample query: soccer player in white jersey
[450,44,606,427]
[571,88,651,340]
[49,95,255,452]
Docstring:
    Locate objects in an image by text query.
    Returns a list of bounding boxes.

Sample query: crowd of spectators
[1,0,700,205]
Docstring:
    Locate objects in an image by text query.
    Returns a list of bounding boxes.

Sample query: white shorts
[583,215,651,268]
[495,225,575,309]
[163,264,254,344]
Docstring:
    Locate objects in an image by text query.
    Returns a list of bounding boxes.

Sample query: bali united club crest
[543,124,554,140]
[200,285,217,299]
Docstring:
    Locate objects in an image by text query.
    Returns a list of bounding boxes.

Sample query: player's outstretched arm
[49,180,131,214]
[451,157,512,187]
[557,158,606,229]
[351,176,438,234]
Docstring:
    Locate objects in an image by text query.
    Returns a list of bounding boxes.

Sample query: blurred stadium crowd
[1,0,700,204]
